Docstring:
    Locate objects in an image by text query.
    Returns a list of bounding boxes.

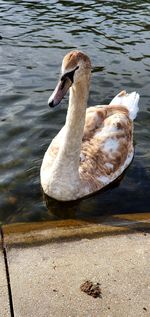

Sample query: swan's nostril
[48,100,55,108]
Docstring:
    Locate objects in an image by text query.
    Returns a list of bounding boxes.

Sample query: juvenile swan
[41,50,140,201]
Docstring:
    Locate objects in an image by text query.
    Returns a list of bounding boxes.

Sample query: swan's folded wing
[83,106,107,140]
[80,105,133,192]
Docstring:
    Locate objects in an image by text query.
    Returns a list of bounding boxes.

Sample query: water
[0,0,150,224]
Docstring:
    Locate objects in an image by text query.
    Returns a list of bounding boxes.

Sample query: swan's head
[48,50,91,108]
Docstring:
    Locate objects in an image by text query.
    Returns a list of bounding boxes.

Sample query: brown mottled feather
[48,104,133,193]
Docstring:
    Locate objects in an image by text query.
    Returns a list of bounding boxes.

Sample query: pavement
[0,239,11,317]
[0,213,150,317]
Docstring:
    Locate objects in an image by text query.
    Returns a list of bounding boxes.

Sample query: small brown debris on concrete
[80,280,102,298]
[143,307,147,311]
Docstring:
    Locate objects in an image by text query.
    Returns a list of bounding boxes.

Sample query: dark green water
[0,0,150,224]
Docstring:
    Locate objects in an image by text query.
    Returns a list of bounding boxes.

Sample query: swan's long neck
[49,79,89,200]
[61,81,89,162]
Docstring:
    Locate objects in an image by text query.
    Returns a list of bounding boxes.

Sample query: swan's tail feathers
[109,90,140,120]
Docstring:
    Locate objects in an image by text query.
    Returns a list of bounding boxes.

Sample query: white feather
[109,90,140,121]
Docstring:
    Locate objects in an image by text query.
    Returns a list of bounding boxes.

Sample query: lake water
[0,0,150,224]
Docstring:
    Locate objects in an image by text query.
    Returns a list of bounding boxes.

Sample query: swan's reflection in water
[43,174,124,220]
[44,193,79,219]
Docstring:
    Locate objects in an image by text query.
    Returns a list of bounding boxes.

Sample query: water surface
[0,0,150,224]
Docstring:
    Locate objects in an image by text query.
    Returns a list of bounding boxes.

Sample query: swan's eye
[61,66,79,83]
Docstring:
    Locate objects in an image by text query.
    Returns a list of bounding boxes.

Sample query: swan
[40,50,140,201]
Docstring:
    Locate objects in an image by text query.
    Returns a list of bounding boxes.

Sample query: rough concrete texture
[0,240,11,317]
[6,233,149,317]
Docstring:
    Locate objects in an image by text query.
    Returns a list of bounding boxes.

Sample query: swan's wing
[80,105,133,192]
[110,90,140,120]
[83,104,131,140]
[83,89,140,140]
[83,106,106,140]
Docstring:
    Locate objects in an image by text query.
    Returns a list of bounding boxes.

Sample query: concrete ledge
[4,232,150,317]
[1,213,150,317]
[2,213,150,247]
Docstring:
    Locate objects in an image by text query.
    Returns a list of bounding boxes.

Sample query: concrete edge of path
[2,212,150,248]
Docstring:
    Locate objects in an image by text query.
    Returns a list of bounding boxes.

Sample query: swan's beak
[48,76,72,108]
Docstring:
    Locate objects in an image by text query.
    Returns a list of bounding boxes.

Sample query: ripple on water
[0,0,150,223]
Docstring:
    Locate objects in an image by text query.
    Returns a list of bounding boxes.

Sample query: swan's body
[41,51,139,201]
